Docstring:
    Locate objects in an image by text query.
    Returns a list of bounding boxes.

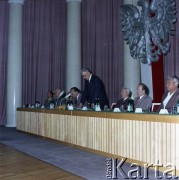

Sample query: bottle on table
[50,102,54,109]
[145,105,150,113]
[95,98,101,111]
[127,98,133,112]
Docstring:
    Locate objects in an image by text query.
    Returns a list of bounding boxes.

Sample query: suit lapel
[166,89,179,107]
[88,75,93,85]
[137,96,146,106]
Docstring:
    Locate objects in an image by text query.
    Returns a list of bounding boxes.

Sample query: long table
[16,108,179,175]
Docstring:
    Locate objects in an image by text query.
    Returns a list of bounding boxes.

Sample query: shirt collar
[168,89,177,96]
[89,74,92,82]
[77,94,79,99]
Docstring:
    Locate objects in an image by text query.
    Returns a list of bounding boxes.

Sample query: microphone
[59,90,65,97]
[64,93,72,99]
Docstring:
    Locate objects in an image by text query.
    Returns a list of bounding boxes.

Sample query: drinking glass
[104,105,108,111]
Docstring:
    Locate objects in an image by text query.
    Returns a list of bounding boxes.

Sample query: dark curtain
[1,0,124,125]
[22,0,66,105]
[0,1,8,125]
[81,0,124,105]
[163,1,179,79]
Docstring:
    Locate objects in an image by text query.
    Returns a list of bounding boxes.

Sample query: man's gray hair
[121,87,132,97]
[167,75,179,87]
[81,68,92,73]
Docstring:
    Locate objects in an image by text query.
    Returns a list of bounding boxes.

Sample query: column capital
[8,0,25,5]
[66,0,81,3]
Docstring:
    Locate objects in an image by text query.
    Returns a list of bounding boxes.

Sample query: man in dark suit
[134,83,153,111]
[44,90,55,108]
[111,87,133,111]
[79,68,109,110]
[159,76,179,112]
[54,89,66,106]
[70,87,82,108]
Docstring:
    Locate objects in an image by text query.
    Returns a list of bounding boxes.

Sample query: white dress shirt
[89,74,92,83]
[163,91,175,108]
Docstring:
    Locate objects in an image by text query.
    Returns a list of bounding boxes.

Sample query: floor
[0,144,83,180]
[0,126,168,180]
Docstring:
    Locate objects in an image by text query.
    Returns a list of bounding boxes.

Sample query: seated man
[158,76,179,112]
[70,87,82,107]
[111,87,133,111]
[54,88,66,106]
[134,83,153,111]
[44,90,55,108]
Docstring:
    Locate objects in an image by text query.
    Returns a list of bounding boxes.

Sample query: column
[66,0,81,91]
[123,0,140,98]
[6,0,24,127]
[141,63,153,99]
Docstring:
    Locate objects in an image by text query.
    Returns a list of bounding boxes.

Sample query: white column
[6,0,24,127]
[66,0,81,91]
[141,63,153,99]
[123,0,140,98]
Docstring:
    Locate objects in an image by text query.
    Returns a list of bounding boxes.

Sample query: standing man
[79,68,109,109]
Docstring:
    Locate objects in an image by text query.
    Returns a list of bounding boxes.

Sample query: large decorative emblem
[121,0,176,65]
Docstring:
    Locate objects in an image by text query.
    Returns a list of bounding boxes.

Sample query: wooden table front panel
[16,109,179,171]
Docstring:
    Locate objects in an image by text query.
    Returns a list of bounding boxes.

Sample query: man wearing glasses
[79,68,109,110]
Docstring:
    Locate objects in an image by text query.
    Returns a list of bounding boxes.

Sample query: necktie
[136,97,140,104]
[74,98,77,106]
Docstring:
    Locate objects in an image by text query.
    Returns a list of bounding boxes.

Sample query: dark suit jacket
[114,98,134,111]
[44,97,55,108]
[158,89,179,112]
[134,95,153,111]
[80,75,109,109]
[72,93,82,107]
[55,91,66,106]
